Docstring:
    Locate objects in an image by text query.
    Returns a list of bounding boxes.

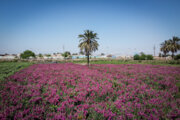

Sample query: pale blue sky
[0,0,180,56]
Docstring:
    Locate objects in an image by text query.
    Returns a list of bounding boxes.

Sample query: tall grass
[72,59,180,66]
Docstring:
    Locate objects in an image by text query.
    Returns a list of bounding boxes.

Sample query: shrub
[140,53,146,60]
[134,54,140,60]
[146,55,153,60]
[38,54,43,58]
[20,50,35,59]
[175,54,180,60]
[134,53,153,60]
[45,54,51,57]
[62,51,71,58]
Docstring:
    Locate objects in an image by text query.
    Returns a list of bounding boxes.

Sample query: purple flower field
[0,63,180,119]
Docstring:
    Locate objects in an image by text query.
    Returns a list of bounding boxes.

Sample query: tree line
[20,31,180,64]
[160,36,180,59]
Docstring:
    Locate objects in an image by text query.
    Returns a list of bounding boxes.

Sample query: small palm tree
[78,30,99,66]
[160,40,170,57]
[169,36,180,59]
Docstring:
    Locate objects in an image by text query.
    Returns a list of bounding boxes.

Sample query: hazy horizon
[0,0,180,56]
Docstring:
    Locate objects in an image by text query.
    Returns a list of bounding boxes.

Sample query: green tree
[78,30,99,66]
[20,50,35,59]
[168,36,180,59]
[45,54,51,57]
[139,52,146,60]
[38,53,43,58]
[160,40,170,57]
[146,54,153,60]
[174,54,180,60]
[134,54,140,60]
[62,51,71,58]
[134,53,153,60]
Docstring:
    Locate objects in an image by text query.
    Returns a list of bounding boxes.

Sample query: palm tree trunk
[172,52,174,60]
[87,39,90,66]
[87,52,89,66]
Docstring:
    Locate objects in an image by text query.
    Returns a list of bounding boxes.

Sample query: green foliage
[140,53,146,60]
[86,108,105,120]
[160,40,170,57]
[146,55,153,60]
[175,82,180,98]
[72,53,78,55]
[160,36,180,58]
[175,54,180,60]
[20,50,35,59]
[78,30,99,65]
[134,54,140,60]
[134,53,153,60]
[49,105,58,112]
[73,59,180,66]
[0,62,32,82]
[38,54,43,58]
[45,54,51,57]
[62,51,71,58]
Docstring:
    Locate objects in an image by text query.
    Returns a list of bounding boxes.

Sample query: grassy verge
[0,62,33,82]
[72,59,180,66]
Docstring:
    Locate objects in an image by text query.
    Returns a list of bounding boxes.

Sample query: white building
[42,53,64,60]
[0,54,17,60]
[51,53,64,60]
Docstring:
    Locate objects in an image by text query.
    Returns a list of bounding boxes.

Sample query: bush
[175,54,180,60]
[146,55,153,60]
[140,54,146,60]
[20,50,35,59]
[134,54,140,60]
[38,54,43,58]
[62,51,71,58]
[134,53,153,60]
[45,54,51,57]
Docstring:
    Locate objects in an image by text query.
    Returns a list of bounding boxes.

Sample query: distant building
[106,54,116,59]
[0,54,17,60]
[51,53,64,60]
[41,53,64,60]
[72,54,117,59]
[91,55,107,59]
[72,55,86,59]
[117,55,133,60]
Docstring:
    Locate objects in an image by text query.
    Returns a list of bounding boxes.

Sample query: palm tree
[160,40,170,57]
[168,36,180,59]
[78,30,99,66]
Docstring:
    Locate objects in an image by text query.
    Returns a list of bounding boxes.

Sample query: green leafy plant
[134,54,140,60]
[146,55,153,60]
[134,53,153,60]
[20,50,35,59]
[174,54,180,60]
[62,51,71,58]
[38,53,43,58]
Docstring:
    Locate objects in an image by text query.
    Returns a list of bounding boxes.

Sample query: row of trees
[78,31,180,65]
[160,36,180,59]
[20,31,179,64]
[134,52,153,60]
[20,50,72,59]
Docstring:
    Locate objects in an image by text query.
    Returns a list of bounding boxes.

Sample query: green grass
[72,59,180,66]
[176,82,180,98]
[0,62,33,82]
